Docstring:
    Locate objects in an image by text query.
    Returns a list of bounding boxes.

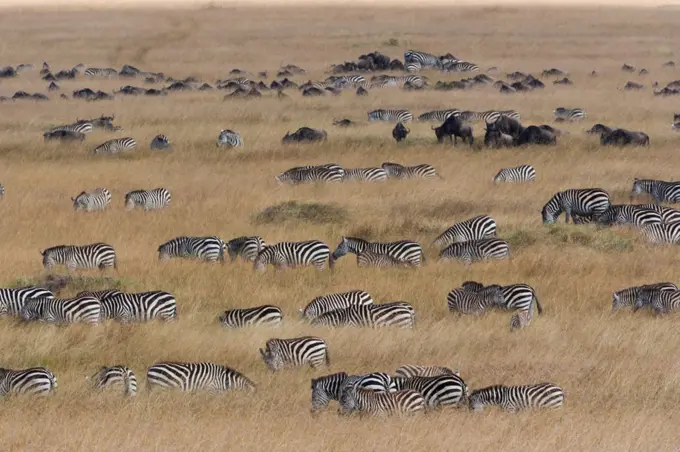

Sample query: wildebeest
[433,116,473,146]
[484,121,513,148]
[489,115,524,139]
[600,129,649,147]
[43,130,86,142]
[356,87,368,96]
[392,122,409,142]
[623,81,644,91]
[515,126,556,146]
[282,127,327,144]
[586,124,614,135]
[333,118,354,127]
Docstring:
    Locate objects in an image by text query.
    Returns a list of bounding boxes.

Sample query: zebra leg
[564,210,571,224]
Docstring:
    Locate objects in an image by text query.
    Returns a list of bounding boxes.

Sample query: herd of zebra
[72,187,171,212]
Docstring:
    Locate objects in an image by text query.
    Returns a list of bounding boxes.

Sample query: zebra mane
[41,245,73,254]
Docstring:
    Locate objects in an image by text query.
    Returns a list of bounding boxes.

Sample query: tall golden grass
[1,5,680,452]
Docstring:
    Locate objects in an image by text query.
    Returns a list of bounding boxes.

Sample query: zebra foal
[367,109,413,123]
[260,336,329,371]
[0,367,57,397]
[41,243,117,271]
[219,305,283,328]
[125,188,171,211]
[381,162,439,180]
[147,362,255,393]
[391,374,468,409]
[226,236,266,262]
[634,288,680,315]
[332,236,425,267]
[447,285,505,315]
[91,365,137,396]
[639,223,680,244]
[469,383,564,412]
[72,188,111,212]
[216,129,244,148]
[631,178,680,204]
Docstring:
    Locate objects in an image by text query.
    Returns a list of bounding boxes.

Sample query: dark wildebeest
[333,118,354,127]
[433,115,474,146]
[484,121,513,148]
[489,115,524,139]
[282,127,327,144]
[600,129,649,147]
[586,124,615,135]
[515,126,556,146]
[43,130,86,142]
[392,122,409,142]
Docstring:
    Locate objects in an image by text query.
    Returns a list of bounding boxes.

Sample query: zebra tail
[534,295,543,315]
[421,250,427,265]
[325,348,331,367]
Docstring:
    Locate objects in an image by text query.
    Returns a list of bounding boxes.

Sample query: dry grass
[1,5,680,452]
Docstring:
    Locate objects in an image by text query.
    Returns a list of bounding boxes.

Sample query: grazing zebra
[639,223,680,244]
[630,204,680,224]
[367,109,413,123]
[260,336,330,371]
[631,178,680,204]
[101,291,177,323]
[84,67,118,77]
[332,236,425,267]
[612,282,677,311]
[372,75,428,89]
[253,240,331,272]
[404,50,440,69]
[460,110,520,123]
[404,61,422,73]
[447,285,505,315]
[469,383,565,412]
[541,188,611,224]
[417,109,461,122]
[219,305,283,328]
[439,238,510,265]
[553,107,586,121]
[355,372,395,392]
[0,286,54,317]
[381,162,439,180]
[157,236,226,263]
[275,167,344,185]
[124,188,171,211]
[432,215,497,248]
[461,281,543,316]
[41,243,117,271]
[311,302,415,328]
[493,165,536,184]
[593,205,662,227]
[147,362,255,393]
[226,236,266,262]
[441,61,480,73]
[91,365,137,396]
[634,288,680,314]
[216,129,243,148]
[571,213,594,225]
[19,296,102,325]
[49,121,93,135]
[150,134,171,150]
[71,188,111,212]
[311,372,349,412]
[93,137,137,155]
[280,163,344,176]
[342,168,388,182]
[392,374,468,408]
[339,376,425,416]
[394,365,457,379]
[510,308,532,331]
[0,367,57,397]
[355,250,417,269]
[300,290,374,320]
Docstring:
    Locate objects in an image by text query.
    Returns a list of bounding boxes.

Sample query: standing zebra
[275,167,344,185]
[354,372,395,392]
[0,367,57,397]
[461,281,543,316]
[440,61,480,72]
[372,75,428,89]
[71,188,112,212]
[124,188,171,211]
[157,236,226,263]
[447,285,505,315]
[404,61,422,73]
[639,223,680,244]
[216,129,244,148]
[631,178,680,204]
[417,109,461,122]
[541,188,611,224]
[300,290,374,320]
[311,372,349,412]
[150,134,171,150]
[394,365,457,378]
[468,383,565,412]
[311,302,415,329]
[439,238,510,265]
[219,305,283,328]
[93,137,137,155]
[631,204,680,224]
[331,236,425,267]
[226,236,266,262]
[41,243,117,271]
[460,110,519,123]
[91,365,137,396]
[20,296,102,325]
[0,286,54,317]
[381,162,439,179]
[367,109,413,123]
[0,183,3,198]
[253,240,332,271]
[101,291,177,323]
[634,288,680,314]
[339,376,425,416]
[342,167,388,182]
[593,205,662,227]
[391,374,468,409]
[404,50,440,69]
[553,107,586,121]
[260,336,329,371]
[493,165,536,184]
[432,215,497,248]
[76,289,122,302]
[612,282,677,311]
[355,250,417,269]
[147,362,255,393]
[84,67,118,77]
[48,121,94,135]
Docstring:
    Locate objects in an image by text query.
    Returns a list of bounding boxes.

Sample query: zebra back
[19,296,102,324]
[91,365,137,396]
[219,305,283,328]
[301,290,374,320]
[0,367,57,396]
[147,362,255,393]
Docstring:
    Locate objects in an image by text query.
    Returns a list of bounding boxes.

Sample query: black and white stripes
[93,137,137,155]
[226,236,266,262]
[339,376,425,416]
[367,109,413,123]
[253,240,332,271]
[391,374,468,408]
[158,236,225,263]
[381,162,439,180]
[631,178,680,204]
[124,188,171,211]
[417,109,460,122]
[260,336,330,371]
[41,243,117,270]
[84,67,118,77]
[0,286,54,317]
[310,302,416,329]
[541,188,611,224]
[100,291,177,323]
[301,290,374,320]
[19,296,102,325]
[432,215,497,248]
[468,383,564,412]
[147,362,255,393]
[72,188,112,212]
[216,129,244,148]
[404,50,440,69]
[553,107,587,121]
[332,236,425,267]
[493,165,536,184]
[219,305,283,328]
[439,238,510,265]
[91,366,137,396]
[0,367,57,397]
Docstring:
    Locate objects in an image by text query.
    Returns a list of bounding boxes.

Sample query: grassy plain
[0,5,679,452]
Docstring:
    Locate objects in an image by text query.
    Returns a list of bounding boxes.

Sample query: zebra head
[259,343,283,371]
[40,248,56,269]
[71,192,88,211]
[18,299,41,322]
[541,198,559,224]
[633,289,655,312]
[630,178,644,197]
[337,376,362,415]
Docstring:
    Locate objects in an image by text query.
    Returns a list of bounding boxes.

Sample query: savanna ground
[0,5,679,452]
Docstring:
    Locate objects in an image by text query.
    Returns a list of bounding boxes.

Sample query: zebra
[49,121,93,135]
[260,336,330,371]
[0,367,57,397]
[441,61,480,73]
[394,365,458,378]
[279,163,344,176]
[84,67,118,77]
[447,285,505,315]
[300,290,374,320]
[226,236,266,262]
[275,167,344,185]
[77,289,122,302]
[460,110,517,123]
[634,288,680,314]
[311,372,349,412]
[553,107,586,121]
[639,223,680,244]
[355,250,417,269]
[372,75,428,89]
[404,61,422,73]
[101,291,177,323]
[93,137,137,155]
[510,308,532,331]
[0,183,3,198]
[157,236,225,263]
[631,178,680,204]
[404,50,440,69]
[150,134,171,150]
[0,286,54,317]
[253,240,332,272]
[630,204,680,224]
[367,109,413,123]
[612,282,677,311]
[331,236,425,267]
[432,215,497,248]
[493,165,536,184]
[342,168,388,182]
[41,243,117,271]
[439,238,510,265]
[219,305,283,328]
[311,302,415,329]
[541,188,611,224]
[71,188,111,212]
[19,296,102,325]
[469,383,565,412]
[381,162,439,179]
[216,129,243,148]
[392,374,468,409]
[327,75,366,88]
[417,109,461,122]
[339,376,425,416]
[593,205,663,227]
[147,362,255,393]
[461,281,543,316]
[91,365,137,396]
[124,188,171,211]
[355,372,395,392]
